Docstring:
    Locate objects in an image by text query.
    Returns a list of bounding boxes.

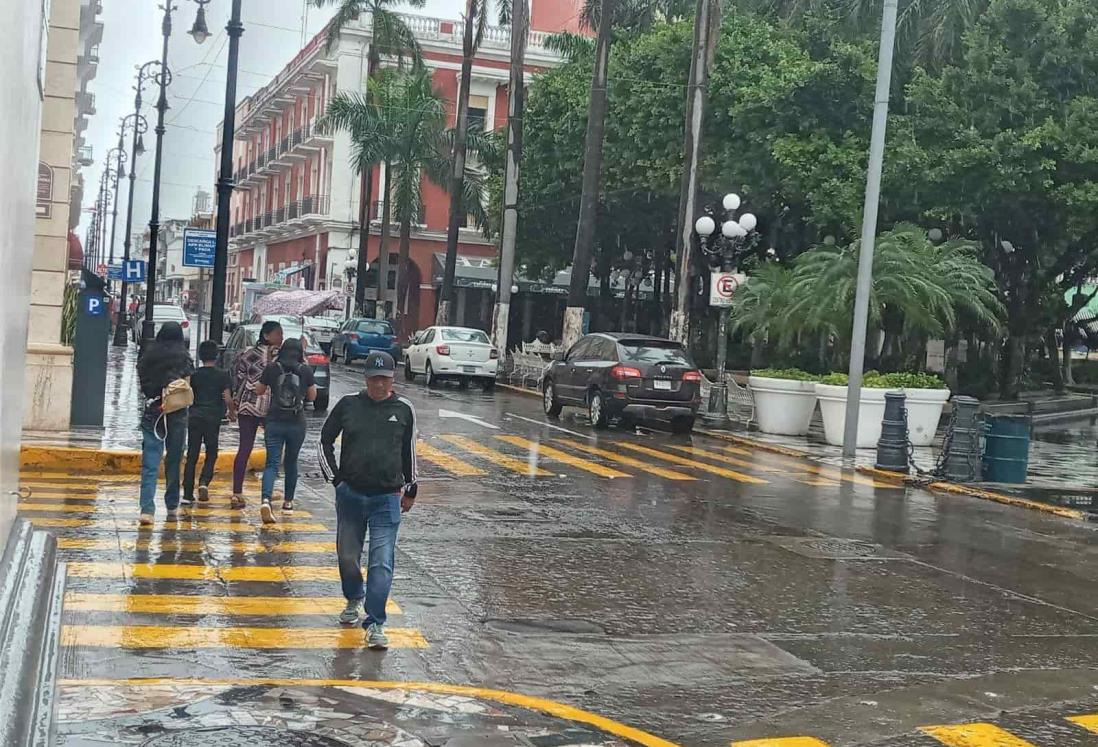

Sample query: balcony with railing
[232,195,331,242]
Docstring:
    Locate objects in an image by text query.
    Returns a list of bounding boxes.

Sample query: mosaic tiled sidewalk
[55,683,632,746]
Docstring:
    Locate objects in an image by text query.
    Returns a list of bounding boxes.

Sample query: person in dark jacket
[255,336,316,525]
[318,351,417,650]
[136,321,194,526]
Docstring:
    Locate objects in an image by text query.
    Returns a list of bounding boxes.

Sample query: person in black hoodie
[137,321,194,526]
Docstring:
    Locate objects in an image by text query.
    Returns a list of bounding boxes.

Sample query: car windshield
[618,340,694,366]
[242,325,322,354]
[441,328,490,344]
[358,321,394,336]
[304,316,339,329]
[153,306,185,320]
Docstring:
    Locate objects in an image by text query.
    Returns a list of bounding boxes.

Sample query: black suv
[542,333,703,433]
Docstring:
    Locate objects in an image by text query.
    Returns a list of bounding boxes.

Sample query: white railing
[395,11,557,55]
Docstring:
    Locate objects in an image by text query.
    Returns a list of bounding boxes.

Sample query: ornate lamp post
[694,193,759,425]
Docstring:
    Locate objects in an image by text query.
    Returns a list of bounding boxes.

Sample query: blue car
[331,318,401,364]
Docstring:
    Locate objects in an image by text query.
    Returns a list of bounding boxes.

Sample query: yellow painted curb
[498,382,542,398]
[21,445,266,475]
[695,430,1085,521]
[59,678,682,747]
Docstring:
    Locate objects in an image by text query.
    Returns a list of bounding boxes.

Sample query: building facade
[221,3,571,337]
[25,0,102,431]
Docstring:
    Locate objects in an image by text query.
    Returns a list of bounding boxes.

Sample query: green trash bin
[982,414,1030,484]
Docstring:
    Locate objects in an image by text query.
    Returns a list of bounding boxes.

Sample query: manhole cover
[485,618,607,635]
[761,536,900,560]
[143,727,351,747]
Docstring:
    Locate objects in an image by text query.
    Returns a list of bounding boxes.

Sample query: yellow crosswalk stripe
[29,517,329,532]
[668,445,840,487]
[19,503,314,518]
[920,723,1037,746]
[57,538,336,554]
[724,446,895,488]
[731,739,830,747]
[1067,714,1098,733]
[61,624,429,649]
[553,440,696,481]
[20,484,98,494]
[416,440,487,476]
[67,561,340,582]
[612,442,768,484]
[495,436,631,479]
[64,592,401,616]
[440,435,553,477]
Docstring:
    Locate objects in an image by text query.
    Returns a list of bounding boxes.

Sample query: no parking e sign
[709,272,746,307]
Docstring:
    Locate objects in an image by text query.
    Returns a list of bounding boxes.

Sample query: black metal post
[208,0,243,345]
[108,147,126,266]
[113,73,152,346]
[141,4,175,348]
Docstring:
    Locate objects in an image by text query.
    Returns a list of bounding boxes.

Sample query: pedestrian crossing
[19,432,899,662]
[731,716,1098,746]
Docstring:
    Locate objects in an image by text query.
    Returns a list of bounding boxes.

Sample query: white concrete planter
[815,383,900,448]
[902,388,951,447]
[748,376,818,436]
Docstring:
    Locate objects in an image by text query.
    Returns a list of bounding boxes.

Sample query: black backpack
[273,362,304,414]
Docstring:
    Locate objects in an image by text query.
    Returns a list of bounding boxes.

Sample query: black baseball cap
[363,351,396,378]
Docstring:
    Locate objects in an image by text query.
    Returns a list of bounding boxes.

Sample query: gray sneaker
[365,622,389,650]
[338,599,362,626]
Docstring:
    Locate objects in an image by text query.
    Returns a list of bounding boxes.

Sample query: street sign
[123,260,146,283]
[83,295,106,317]
[182,228,217,268]
[108,264,123,280]
[709,272,746,307]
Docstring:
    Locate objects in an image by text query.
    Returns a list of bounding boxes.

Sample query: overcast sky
[83,0,462,257]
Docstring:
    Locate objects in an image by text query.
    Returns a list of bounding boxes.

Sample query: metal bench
[700,371,755,427]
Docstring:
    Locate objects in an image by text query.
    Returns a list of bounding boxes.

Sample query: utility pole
[842,0,899,458]
[114,68,153,347]
[491,0,529,356]
[670,0,722,346]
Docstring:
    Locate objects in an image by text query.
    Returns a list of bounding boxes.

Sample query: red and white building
[220,1,581,336]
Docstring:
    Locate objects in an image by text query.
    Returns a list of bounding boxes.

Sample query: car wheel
[426,361,439,388]
[543,380,563,418]
[481,378,496,392]
[404,358,416,382]
[588,390,609,430]
[313,392,330,412]
[671,416,696,435]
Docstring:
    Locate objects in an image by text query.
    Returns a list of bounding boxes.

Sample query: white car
[149,304,191,346]
[404,326,499,390]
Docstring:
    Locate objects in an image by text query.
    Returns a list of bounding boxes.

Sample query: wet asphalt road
[21,358,1098,746]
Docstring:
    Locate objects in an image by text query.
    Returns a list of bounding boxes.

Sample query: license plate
[463,365,477,373]
[654,380,672,391]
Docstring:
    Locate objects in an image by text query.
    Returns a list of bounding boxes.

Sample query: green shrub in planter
[750,368,820,382]
[871,372,946,389]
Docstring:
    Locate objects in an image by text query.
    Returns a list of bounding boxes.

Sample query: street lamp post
[106,146,127,273]
[140,4,176,349]
[189,0,243,345]
[112,69,152,346]
[694,193,759,426]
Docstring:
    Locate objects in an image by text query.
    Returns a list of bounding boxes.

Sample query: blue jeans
[335,484,401,628]
[262,419,306,501]
[140,414,186,515]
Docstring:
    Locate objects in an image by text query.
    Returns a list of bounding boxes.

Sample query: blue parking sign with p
[84,295,106,317]
[123,260,146,282]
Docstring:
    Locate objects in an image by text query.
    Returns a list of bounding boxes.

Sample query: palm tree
[312,0,426,315]
[562,0,691,348]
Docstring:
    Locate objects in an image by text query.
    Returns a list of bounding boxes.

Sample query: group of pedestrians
[135,319,418,649]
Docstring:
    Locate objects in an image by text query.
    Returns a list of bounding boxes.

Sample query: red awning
[67,232,84,270]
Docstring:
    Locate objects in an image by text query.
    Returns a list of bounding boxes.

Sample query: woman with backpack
[255,336,317,524]
[136,321,194,526]
[231,320,283,509]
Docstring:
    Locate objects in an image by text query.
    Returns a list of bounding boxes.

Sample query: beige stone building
[25,0,102,431]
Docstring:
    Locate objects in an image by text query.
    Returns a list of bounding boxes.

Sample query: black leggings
[183,415,221,498]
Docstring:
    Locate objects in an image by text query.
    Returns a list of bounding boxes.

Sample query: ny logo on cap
[374,357,386,368]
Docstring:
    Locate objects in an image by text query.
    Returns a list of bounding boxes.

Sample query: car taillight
[181,320,189,328]
[436,344,451,356]
[490,348,499,359]
[683,370,702,382]
[610,365,642,380]
[346,332,359,341]
[307,354,329,365]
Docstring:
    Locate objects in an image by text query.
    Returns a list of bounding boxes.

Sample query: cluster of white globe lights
[694,193,758,241]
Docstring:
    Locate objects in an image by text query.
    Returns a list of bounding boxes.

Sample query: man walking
[319,351,417,650]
